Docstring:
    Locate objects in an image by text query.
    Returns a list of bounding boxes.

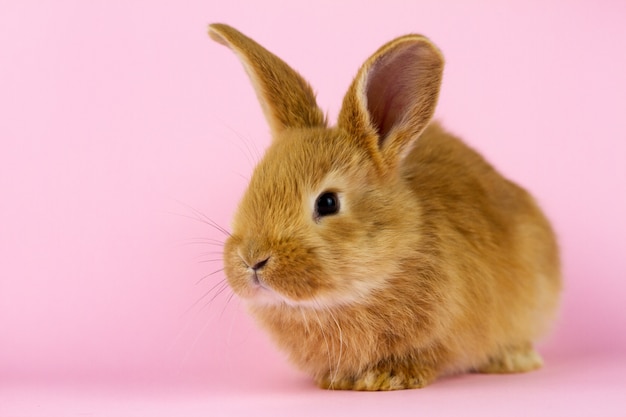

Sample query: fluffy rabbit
[208,23,561,390]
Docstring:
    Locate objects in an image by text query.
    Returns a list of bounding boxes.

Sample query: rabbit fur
[208,23,561,390]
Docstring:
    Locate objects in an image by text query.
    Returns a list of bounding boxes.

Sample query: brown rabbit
[209,23,561,390]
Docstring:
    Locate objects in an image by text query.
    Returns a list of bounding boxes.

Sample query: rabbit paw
[317,362,437,391]
[478,344,543,374]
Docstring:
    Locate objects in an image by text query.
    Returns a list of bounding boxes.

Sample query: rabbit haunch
[209,23,561,390]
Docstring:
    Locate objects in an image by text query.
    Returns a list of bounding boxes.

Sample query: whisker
[169,211,231,237]
[196,268,225,285]
[179,307,215,372]
[226,295,246,350]
[219,291,237,321]
[187,237,225,242]
[185,278,227,315]
[168,199,232,237]
[188,209,231,238]
[191,250,223,261]
[224,124,263,168]
[180,241,224,247]
[194,251,224,258]
[198,281,231,312]
[235,172,250,183]
[167,311,197,355]
[210,281,230,302]
[169,280,229,358]
[183,241,225,248]
[179,237,226,246]
[230,135,256,170]
[197,258,224,264]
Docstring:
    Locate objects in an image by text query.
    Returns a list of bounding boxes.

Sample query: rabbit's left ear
[338,35,444,168]
[209,24,326,135]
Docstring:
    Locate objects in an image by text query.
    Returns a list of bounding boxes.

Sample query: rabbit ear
[337,35,444,169]
[209,24,326,134]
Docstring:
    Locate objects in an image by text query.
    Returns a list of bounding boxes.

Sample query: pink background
[1,0,625,415]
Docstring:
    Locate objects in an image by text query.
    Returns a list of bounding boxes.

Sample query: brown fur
[210,24,561,390]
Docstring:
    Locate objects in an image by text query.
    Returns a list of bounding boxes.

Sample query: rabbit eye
[315,192,340,217]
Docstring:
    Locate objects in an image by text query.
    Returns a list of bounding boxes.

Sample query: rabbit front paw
[317,361,437,391]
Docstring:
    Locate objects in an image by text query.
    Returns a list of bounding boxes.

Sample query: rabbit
[208,23,561,391]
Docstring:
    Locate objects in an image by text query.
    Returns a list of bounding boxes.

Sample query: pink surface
[1,0,625,415]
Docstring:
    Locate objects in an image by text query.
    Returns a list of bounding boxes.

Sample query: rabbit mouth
[246,270,287,304]
[246,270,323,307]
[251,270,270,290]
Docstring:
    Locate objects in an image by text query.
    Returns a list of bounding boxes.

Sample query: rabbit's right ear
[209,24,326,135]
[338,35,444,171]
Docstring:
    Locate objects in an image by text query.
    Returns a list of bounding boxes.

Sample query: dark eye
[315,192,340,217]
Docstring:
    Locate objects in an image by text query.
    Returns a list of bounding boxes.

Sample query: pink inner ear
[366,43,428,141]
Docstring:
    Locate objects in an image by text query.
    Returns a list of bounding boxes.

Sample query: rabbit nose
[251,257,270,271]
